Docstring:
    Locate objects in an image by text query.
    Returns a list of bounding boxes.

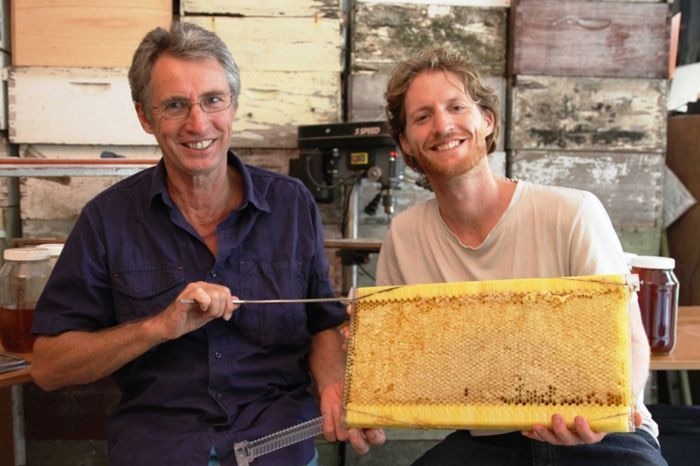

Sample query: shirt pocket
[234,259,309,347]
[111,266,185,322]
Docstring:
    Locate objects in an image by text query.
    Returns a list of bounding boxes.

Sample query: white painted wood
[182,0,341,17]
[9,67,155,145]
[235,70,341,148]
[510,150,664,228]
[184,16,342,72]
[359,0,510,6]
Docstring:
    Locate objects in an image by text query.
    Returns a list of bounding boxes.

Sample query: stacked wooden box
[508,0,671,255]
[181,0,343,158]
[7,0,171,238]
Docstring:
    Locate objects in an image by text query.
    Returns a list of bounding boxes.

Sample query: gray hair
[128,21,241,119]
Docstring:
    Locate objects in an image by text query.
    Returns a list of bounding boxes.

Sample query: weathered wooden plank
[351,1,507,75]
[8,67,340,149]
[509,150,664,229]
[184,16,342,72]
[357,0,510,6]
[348,71,506,150]
[8,67,154,145]
[20,175,123,237]
[510,0,670,78]
[181,0,341,17]
[617,228,662,257]
[10,0,172,67]
[235,70,341,148]
[508,75,667,152]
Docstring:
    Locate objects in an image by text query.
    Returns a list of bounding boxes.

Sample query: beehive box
[183,2,343,149]
[350,1,507,74]
[8,67,153,145]
[344,275,635,432]
[509,0,670,78]
[10,0,172,67]
[508,75,667,153]
[509,150,664,229]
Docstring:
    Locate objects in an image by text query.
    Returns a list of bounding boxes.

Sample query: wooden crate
[508,75,667,152]
[617,227,661,257]
[509,150,664,229]
[183,15,343,148]
[181,0,342,17]
[8,67,153,145]
[8,67,337,148]
[10,0,172,67]
[509,0,670,78]
[351,1,507,75]
[235,70,341,148]
[183,16,342,73]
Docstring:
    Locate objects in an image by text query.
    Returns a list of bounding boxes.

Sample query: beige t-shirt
[376,180,658,439]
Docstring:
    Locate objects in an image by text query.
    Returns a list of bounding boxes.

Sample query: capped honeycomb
[344,275,634,432]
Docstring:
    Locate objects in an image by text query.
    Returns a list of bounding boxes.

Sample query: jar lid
[3,247,51,262]
[623,252,637,266]
[630,255,675,270]
[37,243,65,257]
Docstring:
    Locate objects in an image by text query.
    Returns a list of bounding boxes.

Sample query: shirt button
[216,393,223,400]
[215,352,222,359]
[210,270,217,278]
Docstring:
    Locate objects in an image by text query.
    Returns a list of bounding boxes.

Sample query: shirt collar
[148,151,271,213]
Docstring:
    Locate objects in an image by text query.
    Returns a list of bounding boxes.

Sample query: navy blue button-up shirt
[33,152,345,466]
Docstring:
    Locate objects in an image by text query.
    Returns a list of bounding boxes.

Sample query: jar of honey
[37,243,65,270]
[630,255,679,354]
[0,248,51,353]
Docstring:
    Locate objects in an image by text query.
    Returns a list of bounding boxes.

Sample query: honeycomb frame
[343,275,635,432]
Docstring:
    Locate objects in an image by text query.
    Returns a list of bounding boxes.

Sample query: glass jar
[0,248,51,352]
[630,255,679,354]
[37,243,65,269]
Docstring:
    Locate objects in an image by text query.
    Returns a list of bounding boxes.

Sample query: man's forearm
[308,328,346,394]
[31,317,166,391]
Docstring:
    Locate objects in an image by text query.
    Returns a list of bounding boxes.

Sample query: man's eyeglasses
[151,93,233,119]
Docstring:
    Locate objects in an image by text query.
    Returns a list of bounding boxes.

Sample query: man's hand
[522,410,642,446]
[318,379,386,455]
[151,282,238,341]
[522,414,605,445]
